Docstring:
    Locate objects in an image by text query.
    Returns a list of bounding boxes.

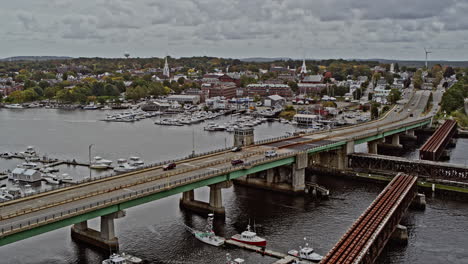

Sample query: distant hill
[0,56,73,62]
[240,57,292,62]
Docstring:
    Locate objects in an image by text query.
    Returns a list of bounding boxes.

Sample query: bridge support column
[179,182,232,216]
[391,224,408,244]
[266,168,275,183]
[292,152,307,192]
[391,134,402,147]
[368,141,379,154]
[411,193,426,210]
[71,211,125,250]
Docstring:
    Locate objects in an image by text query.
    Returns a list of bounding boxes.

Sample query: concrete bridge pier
[71,210,126,250]
[411,193,426,210]
[179,181,232,216]
[391,224,408,244]
[368,140,380,154]
[292,152,308,192]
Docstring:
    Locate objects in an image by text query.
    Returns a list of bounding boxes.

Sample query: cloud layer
[1,0,468,60]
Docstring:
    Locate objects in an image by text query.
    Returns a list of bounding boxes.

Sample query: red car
[231,159,244,166]
[163,162,176,171]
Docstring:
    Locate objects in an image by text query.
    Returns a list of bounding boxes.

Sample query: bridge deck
[320,173,417,264]
[419,120,457,161]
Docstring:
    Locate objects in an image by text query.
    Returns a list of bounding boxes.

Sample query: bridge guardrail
[0,151,302,235]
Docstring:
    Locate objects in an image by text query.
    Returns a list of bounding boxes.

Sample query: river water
[0,109,467,264]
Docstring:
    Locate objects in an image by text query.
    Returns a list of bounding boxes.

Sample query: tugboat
[187,213,225,246]
[288,237,323,262]
[231,223,267,247]
[102,252,142,264]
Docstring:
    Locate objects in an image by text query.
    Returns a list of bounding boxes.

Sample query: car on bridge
[163,162,176,171]
[231,146,242,152]
[265,150,277,157]
[231,159,244,166]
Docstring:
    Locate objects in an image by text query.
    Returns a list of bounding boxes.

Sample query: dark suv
[231,159,244,166]
[163,162,176,171]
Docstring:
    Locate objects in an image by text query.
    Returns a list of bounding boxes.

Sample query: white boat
[23,184,35,196]
[128,156,144,167]
[190,214,225,246]
[114,159,137,172]
[4,104,24,109]
[90,156,113,169]
[19,146,40,161]
[288,238,323,262]
[59,173,74,183]
[44,176,60,185]
[83,104,100,110]
[226,253,245,264]
[21,161,38,169]
[102,252,142,264]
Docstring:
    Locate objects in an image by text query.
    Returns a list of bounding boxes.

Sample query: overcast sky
[2,0,468,60]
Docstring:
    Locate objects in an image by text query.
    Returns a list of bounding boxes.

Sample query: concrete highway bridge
[0,89,436,251]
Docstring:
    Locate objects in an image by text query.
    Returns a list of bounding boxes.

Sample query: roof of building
[302,75,323,83]
[268,95,285,101]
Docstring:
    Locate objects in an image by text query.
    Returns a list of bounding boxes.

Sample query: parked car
[163,162,176,171]
[231,159,244,166]
[231,146,242,152]
[265,150,277,157]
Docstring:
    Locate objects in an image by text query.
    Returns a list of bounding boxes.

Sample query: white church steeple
[300,59,307,74]
[163,56,170,78]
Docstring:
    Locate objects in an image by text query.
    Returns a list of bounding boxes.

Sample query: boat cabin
[10,168,42,182]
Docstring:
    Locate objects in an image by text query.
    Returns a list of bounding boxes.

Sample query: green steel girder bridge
[0,90,434,249]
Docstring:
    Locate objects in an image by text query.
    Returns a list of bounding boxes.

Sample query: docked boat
[83,104,100,110]
[226,253,245,264]
[128,156,144,167]
[231,224,267,247]
[189,213,225,246]
[59,173,74,183]
[44,176,60,185]
[90,156,113,169]
[102,252,142,264]
[4,104,24,109]
[19,146,40,161]
[0,152,14,159]
[114,159,137,172]
[288,238,323,262]
[23,184,36,196]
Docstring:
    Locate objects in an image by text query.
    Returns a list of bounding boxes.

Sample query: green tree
[287,81,298,93]
[370,103,379,119]
[177,77,185,85]
[32,86,44,97]
[62,72,68,81]
[38,80,50,89]
[44,86,58,100]
[368,92,373,101]
[385,73,394,85]
[23,89,39,102]
[413,69,423,89]
[24,79,37,89]
[387,88,402,104]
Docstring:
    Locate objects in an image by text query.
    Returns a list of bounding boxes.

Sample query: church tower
[300,59,307,74]
[163,56,170,78]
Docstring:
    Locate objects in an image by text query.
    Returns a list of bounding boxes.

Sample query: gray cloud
[0,0,467,60]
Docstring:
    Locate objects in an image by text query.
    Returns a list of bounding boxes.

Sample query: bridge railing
[0,151,303,235]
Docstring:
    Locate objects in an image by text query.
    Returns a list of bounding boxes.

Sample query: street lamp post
[88,144,94,179]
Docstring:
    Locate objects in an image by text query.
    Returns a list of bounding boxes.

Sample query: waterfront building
[166,95,200,105]
[10,168,41,182]
[245,83,293,98]
[202,82,237,99]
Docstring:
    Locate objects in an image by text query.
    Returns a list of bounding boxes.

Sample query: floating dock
[225,239,313,264]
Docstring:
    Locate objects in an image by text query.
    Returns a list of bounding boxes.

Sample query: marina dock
[225,239,312,264]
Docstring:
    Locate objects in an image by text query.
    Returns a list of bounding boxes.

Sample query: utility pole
[88,144,94,179]
[192,127,195,157]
